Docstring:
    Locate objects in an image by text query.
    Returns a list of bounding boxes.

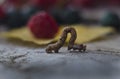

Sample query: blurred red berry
[30,0,57,10]
[27,11,59,38]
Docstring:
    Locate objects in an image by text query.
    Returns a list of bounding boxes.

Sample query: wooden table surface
[0,34,120,79]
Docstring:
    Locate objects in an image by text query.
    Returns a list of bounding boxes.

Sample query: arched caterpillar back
[46,27,86,53]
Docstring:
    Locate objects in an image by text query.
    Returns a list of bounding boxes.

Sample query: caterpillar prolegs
[45,27,86,53]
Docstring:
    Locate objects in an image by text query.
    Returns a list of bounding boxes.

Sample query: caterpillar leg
[68,47,72,50]
[54,49,59,53]
[69,44,86,52]
[46,50,52,53]
[79,44,86,52]
[68,45,73,50]
[83,45,86,52]
[46,45,54,53]
[46,49,53,53]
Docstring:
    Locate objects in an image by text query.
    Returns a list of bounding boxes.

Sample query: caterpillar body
[46,27,86,53]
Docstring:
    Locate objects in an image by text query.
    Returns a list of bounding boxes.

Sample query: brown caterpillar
[46,27,86,53]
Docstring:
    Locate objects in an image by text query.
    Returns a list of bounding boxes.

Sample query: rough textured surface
[0,35,120,79]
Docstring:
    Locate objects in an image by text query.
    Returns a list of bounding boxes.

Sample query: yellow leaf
[1,25,114,45]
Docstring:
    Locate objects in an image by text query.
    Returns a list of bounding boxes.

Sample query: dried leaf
[1,25,114,45]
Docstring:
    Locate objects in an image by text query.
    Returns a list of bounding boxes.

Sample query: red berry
[30,0,57,10]
[27,11,59,38]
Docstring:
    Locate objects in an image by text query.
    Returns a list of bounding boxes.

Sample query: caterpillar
[46,27,86,53]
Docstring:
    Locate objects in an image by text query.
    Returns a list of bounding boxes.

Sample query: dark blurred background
[0,0,120,31]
